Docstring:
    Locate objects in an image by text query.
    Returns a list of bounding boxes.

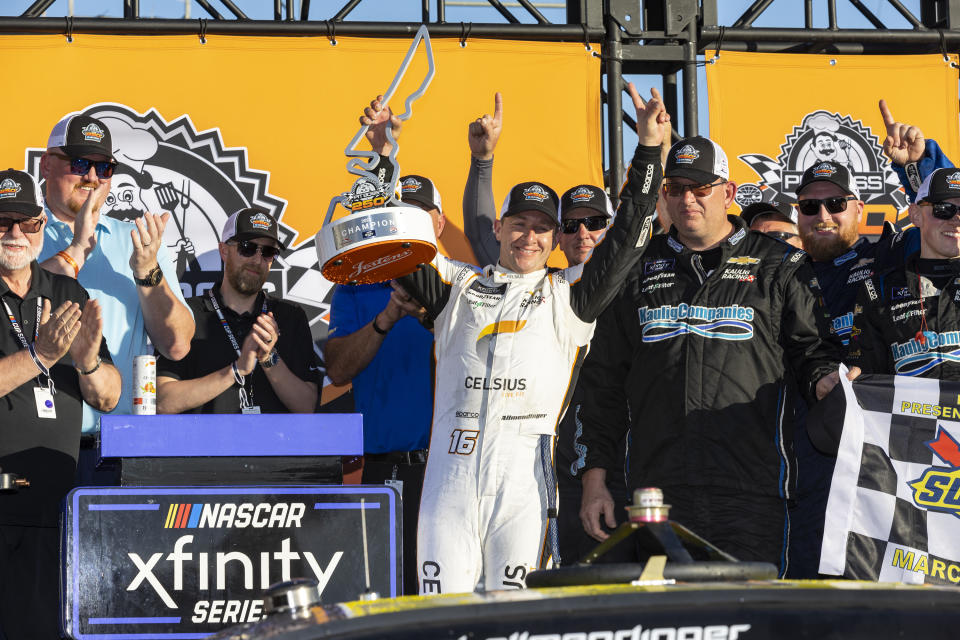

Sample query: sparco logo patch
[738,110,907,209]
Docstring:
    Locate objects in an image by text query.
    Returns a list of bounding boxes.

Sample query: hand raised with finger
[468,92,503,161]
[879,99,925,166]
[129,212,171,277]
[34,299,82,368]
[69,299,103,371]
[360,95,402,156]
[629,83,670,147]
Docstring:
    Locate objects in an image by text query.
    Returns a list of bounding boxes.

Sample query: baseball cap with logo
[221,207,285,249]
[740,200,797,227]
[916,168,960,204]
[0,169,44,217]
[399,174,443,213]
[796,160,860,199]
[499,181,560,224]
[47,114,116,163]
[664,136,729,185]
[559,184,615,219]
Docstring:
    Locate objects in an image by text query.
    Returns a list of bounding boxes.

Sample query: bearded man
[155,208,319,414]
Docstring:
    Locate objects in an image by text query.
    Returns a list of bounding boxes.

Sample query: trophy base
[317,206,438,284]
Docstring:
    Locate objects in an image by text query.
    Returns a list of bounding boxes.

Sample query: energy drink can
[133,355,157,415]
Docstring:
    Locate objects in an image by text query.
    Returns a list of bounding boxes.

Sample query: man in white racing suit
[397,85,667,594]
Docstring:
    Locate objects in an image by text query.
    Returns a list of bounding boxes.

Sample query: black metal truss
[7,0,960,198]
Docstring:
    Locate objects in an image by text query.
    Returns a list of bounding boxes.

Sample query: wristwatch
[260,349,280,369]
[134,264,164,287]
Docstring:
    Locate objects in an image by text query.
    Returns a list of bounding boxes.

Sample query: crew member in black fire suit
[785,99,926,577]
[848,167,960,380]
[578,136,847,574]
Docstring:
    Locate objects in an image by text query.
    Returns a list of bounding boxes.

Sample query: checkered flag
[738,153,784,188]
[820,370,960,585]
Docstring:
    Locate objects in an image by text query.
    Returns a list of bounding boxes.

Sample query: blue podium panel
[100,413,363,458]
[63,486,399,640]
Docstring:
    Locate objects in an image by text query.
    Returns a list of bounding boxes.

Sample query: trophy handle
[324,196,347,226]
[342,25,436,207]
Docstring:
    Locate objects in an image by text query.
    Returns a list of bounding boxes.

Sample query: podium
[63,414,402,640]
[98,413,362,485]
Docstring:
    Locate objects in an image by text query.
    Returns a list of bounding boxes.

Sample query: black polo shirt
[156,283,320,414]
[0,261,113,526]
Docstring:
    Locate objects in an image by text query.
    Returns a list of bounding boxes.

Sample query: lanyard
[208,289,268,410]
[3,296,41,348]
[208,289,267,356]
[3,296,52,390]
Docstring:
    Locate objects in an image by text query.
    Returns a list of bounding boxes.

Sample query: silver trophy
[316,25,438,285]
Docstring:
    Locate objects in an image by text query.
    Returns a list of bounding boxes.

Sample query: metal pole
[438,0,446,23]
[21,0,56,18]
[682,20,698,136]
[422,0,430,23]
[732,0,775,29]
[0,18,606,39]
[663,72,678,133]
[604,13,624,199]
[827,0,837,30]
[287,0,294,21]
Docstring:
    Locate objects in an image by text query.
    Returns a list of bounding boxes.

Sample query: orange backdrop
[707,51,960,235]
[0,34,601,266]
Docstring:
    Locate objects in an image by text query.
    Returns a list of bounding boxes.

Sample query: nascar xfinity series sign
[63,486,399,639]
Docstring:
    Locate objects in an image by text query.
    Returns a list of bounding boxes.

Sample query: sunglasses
[765,231,797,242]
[560,215,608,234]
[796,196,856,216]
[919,201,960,220]
[231,239,280,260]
[0,215,45,234]
[662,180,725,198]
[48,151,117,180]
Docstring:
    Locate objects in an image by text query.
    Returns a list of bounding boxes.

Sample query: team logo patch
[81,122,105,142]
[0,178,21,199]
[570,186,594,202]
[644,258,675,274]
[811,162,837,178]
[738,110,907,209]
[947,171,960,190]
[892,286,911,300]
[727,256,760,265]
[249,212,272,230]
[523,184,548,202]
[667,236,684,253]
[728,228,747,246]
[401,177,422,193]
[674,144,700,165]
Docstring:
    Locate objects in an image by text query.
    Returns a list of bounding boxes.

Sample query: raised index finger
[626,82,645,111]
[878,99,895,128]
[493,92,503,123]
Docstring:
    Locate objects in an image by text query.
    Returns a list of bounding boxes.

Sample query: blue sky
[2,0,927,164]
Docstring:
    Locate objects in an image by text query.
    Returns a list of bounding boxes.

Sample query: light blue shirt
[39,209,189,433]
